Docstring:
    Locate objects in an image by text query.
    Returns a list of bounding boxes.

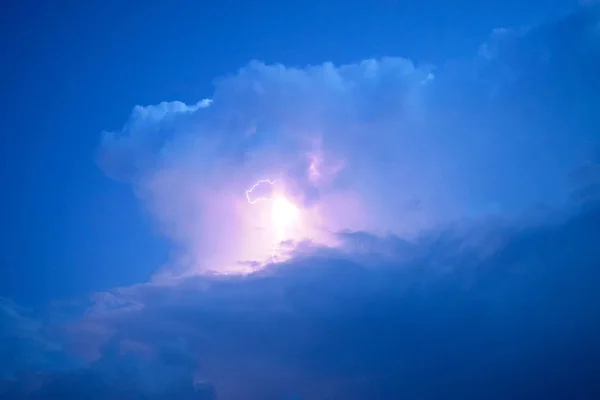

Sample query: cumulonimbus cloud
[3,7,600,399]
[97,6,600,277]
[97,58,443,275]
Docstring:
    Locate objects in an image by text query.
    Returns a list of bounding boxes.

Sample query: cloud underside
[3,4,600,400]
[4,202,600,399]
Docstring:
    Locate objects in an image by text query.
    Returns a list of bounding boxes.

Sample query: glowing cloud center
[245,179,300,262]
[271,196,299,240]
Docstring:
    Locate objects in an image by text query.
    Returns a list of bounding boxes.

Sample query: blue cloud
[7,199,594,399]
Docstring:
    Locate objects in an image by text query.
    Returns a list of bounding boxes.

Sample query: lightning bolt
[245,179,277,204]
[245,179,283,264]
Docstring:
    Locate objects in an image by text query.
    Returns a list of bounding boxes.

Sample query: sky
[1,1,600,399]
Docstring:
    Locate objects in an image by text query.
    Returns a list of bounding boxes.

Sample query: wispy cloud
[0,298,62,379]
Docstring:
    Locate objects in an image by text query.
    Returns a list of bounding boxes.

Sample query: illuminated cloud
[96,7,600,280]
[3,7,600,399]
[98,58,441,275]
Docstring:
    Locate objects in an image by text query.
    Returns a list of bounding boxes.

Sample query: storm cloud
[2,4,600,400]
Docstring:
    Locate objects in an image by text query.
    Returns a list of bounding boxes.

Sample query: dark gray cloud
[0,331,217,399]
[3,199,599,399]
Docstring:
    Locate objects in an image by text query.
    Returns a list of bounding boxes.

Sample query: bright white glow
[271,196,299,240]
[245,179,303,263]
